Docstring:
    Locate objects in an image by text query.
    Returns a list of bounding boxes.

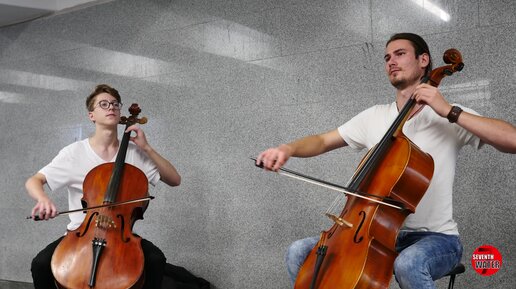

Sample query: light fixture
[411,0,451,22]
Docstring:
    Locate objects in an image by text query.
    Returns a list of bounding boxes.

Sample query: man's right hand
[31,197,58,221]
[256,144,293,172]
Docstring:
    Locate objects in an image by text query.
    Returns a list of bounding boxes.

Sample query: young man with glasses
[26,84,181,289]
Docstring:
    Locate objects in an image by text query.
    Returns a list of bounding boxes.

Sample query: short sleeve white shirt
[338,103,482,235]
[39,138,161,231]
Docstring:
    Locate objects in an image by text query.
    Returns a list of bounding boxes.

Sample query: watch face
[448,106,462,123]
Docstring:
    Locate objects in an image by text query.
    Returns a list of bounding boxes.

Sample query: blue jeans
[285,231,463,289]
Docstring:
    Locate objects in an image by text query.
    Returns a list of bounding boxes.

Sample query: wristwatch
[447,106,463,123]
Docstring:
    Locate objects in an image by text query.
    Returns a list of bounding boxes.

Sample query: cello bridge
[325,213,353,228]
[95,215,116,229]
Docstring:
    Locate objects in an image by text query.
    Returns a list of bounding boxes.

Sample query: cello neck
[347,95,416,190]
[104,128,131,204]
[104,103,147,204]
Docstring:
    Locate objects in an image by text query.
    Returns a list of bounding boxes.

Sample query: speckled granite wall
[0,0,514,288]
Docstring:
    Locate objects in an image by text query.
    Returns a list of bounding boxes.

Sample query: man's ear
[419,53,430,70]
[88,111,95,123]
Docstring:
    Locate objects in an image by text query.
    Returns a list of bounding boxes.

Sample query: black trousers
[31,236,166,289]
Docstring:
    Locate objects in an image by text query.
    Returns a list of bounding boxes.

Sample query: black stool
[444,263,465,289]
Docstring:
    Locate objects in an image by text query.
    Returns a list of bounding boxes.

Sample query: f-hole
[117,214,130,242]
[77,212,99,237]
[353,211,366,243]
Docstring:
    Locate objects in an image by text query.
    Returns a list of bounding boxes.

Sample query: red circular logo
[471,244,502,276]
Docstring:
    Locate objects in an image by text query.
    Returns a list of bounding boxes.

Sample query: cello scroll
[120,103,148,126]
[425,48,464,87]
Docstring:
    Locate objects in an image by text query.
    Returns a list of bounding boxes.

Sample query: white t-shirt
[338,102,482,235]
[39,138,161,231]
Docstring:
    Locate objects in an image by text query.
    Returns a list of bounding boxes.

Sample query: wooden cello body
[295,49,464,289]
[295,135,433,289]
[51,104,149,289]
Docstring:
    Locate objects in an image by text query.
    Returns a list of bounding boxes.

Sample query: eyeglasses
[95,100,123,110]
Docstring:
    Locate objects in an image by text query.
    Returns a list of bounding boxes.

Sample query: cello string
[326,188,347,215]
[325,146,376,215]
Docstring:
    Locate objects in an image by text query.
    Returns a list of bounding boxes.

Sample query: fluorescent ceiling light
[412,0,451,22]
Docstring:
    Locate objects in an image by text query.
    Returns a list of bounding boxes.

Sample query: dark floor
[0,280,32,289]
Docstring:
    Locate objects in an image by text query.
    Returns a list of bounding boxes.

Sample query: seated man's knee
[394,250,431,280]
[286,238,313,261]
[286,237,318,268]
[31,252,51,272]
[287,239,303,257]
[142,240,166,266]
[394,254,412,277]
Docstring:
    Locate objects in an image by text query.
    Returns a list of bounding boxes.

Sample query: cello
[50,103,150,289]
